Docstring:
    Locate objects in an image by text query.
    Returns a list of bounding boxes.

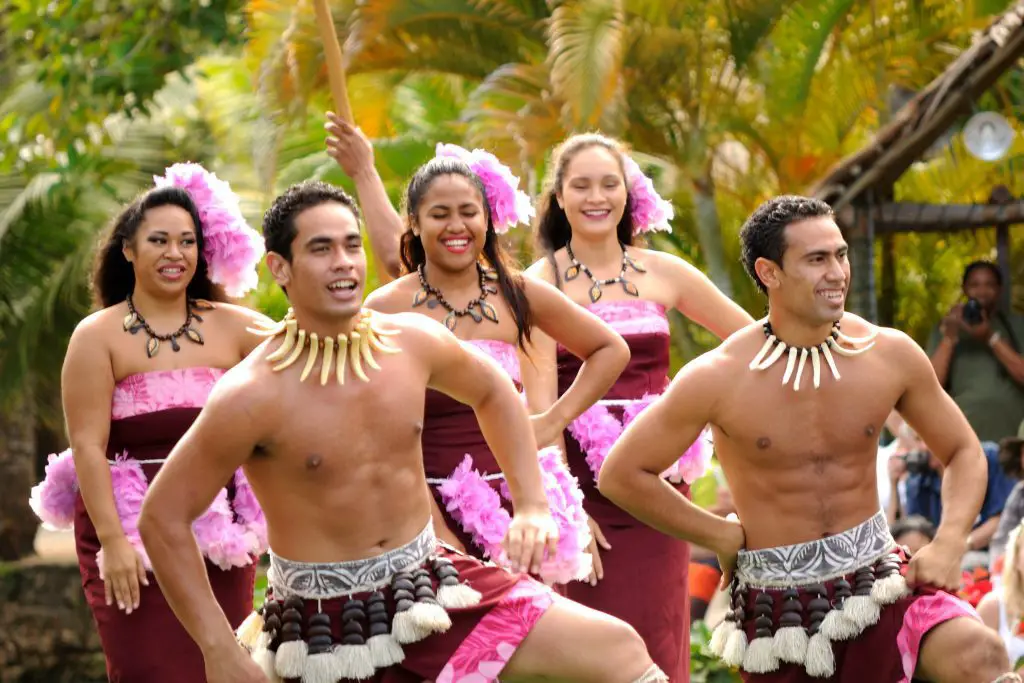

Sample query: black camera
[963,298,984,326]
[904,450,933,475]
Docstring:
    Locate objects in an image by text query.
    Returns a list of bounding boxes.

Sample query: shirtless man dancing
[598,195,1020,683]
[138,180,666,683]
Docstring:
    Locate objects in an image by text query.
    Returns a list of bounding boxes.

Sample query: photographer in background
[930,260,1024,443]
[891,424,1016,568]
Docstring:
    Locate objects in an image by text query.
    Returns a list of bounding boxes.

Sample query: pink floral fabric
[587,299,669,336]
[897,590,980,682]
[464,339,520,384]
[111,367,225,419]
[436,578,555,682]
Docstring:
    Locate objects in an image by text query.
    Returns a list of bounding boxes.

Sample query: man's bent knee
[603,620,663,682]
[924,622,1010,683]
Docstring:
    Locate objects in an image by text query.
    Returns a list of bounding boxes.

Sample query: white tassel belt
[237,521,484,682]
[709,512,908,678]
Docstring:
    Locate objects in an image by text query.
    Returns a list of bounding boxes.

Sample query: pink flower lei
[434,143,534,234]
[623,156,674,235]
[153,163,264,298]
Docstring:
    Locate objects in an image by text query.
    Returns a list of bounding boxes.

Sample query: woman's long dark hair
[400,157,533,350]
[91,186,224,309]
[533,133,637,289]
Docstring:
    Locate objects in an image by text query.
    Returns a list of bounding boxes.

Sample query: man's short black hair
[739,195,834,293]
[962,260,1002,288]
[262,180,361,261]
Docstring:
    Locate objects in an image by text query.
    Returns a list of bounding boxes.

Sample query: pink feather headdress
[434,143,534,234]
[153,163,264,298]
[623,156,674,235]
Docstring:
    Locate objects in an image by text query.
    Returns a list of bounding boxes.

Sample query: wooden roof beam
[835,199,1024,234]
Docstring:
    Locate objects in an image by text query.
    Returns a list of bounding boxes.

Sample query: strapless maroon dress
[558,300,698,682]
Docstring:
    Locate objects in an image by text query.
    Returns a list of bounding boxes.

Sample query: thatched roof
[810,1,1024,211]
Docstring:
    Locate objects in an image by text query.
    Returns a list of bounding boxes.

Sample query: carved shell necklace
[564,241,644,303]
[247,308,401,385]
[749,320,878,391]
[123,294,211,358]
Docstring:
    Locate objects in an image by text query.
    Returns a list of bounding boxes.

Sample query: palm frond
[547,0,626,130]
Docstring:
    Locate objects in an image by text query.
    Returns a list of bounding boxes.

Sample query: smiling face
[123,204,199,296]
[268,201,366,320]
[756,216,850,325]
[413,174,489,274]
[963,265,1001,313]
[556,145,628,242]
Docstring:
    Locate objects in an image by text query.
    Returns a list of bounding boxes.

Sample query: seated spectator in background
[990,421,1024,573]
[929,260,1024,443]
[900,426,1015,568]
[978,519,1024,670]
[891,514,936,554]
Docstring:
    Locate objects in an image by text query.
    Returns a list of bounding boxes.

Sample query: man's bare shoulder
[364,274,418,314]
[205,349,278,414]
[707,320,770,366]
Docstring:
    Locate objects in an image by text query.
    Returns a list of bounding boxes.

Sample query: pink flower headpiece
[434,143,534,234]
[152,163,264,298]
[623,156,673,235]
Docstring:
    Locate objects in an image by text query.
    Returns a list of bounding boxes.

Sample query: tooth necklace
[413,262,499,332]
[750,320,878,391]
[246,308,401,385]
[123,294,211,358]
[564,241,644,303]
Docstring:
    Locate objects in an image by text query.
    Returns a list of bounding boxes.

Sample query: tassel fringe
[842,595,881,629]
[870,573,911,605]
[392,610,429,644]
[743,636,780,674]
[368,633,405,667]
[722,628,748,668]
[332,644,376,680]
[436,582,482,609]
[805,632,836,678]
[709,620,737,658]
[819,608,860,641]
[772,626,809,664]
[274,640,308,678]
[235,611,264,650]
[304,651,344,683]
[252,647,281,683]
[407,601,452,634]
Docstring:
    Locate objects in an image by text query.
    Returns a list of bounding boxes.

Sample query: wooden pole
[312,0,353,123]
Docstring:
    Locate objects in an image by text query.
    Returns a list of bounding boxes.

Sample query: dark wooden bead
[284,596,304,611]
[731,608,745,622]
[393,572,413,583]
[754,615,773,629]
[433,556,453,567]
[343,599,365,611]
[755,628,773,639]
[753,604,772,618]
[808,614,825,628]
[853,586,873,597]
[308,644,331,656]
[418,596,439,606]
[367,591,386,604]
[342,633,365,645]
[780,612,803,627]
[414,575,433,589]
[754,593,774,606]
[281,622,302,636]
[436,566,459,580]
[263,601,282,616]
[343,620,364,637]
[280,631,301,642]
[342,607,365,623]
[395,599,414,612]
[782,588,800,600]
[393,589,414,602]
[440,576,459,587]
[367,601,387,616]
[308,635,333,649]
[804,584,827,596]
[307,625,332,638]
[369,621,389,637]
[808,598,830,613]
[368,611,390,624]
[415,586,436,599]
[282,608,302,623]
[308,613,330,627]
[264,615,281,632]
[833,579,851,591]
[808,623,820,636]
[393,579,415,592]
[781,601,802,614]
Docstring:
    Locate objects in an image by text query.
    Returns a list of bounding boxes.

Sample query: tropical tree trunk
[0,388,38,561]
[691,173,735,299]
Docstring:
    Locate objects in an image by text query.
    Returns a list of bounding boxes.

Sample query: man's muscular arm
[139,371,265,660]
[598,355,744,571]
[894,331,986,588]
[419,319,556,572]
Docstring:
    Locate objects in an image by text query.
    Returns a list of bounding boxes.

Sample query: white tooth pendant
[261,309,401,385]
[751,320,874,391]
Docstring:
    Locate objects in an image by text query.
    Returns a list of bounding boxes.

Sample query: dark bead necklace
[123,295,210,358]
[413,262,500,332]
[564,240,645,303]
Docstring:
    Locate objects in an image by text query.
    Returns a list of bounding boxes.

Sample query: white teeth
[444,239,469,246]
[328,281,356,291]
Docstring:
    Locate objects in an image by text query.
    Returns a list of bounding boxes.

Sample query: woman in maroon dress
[29,164,268,682]
[361,143,630,587]
[524,133,753,680]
